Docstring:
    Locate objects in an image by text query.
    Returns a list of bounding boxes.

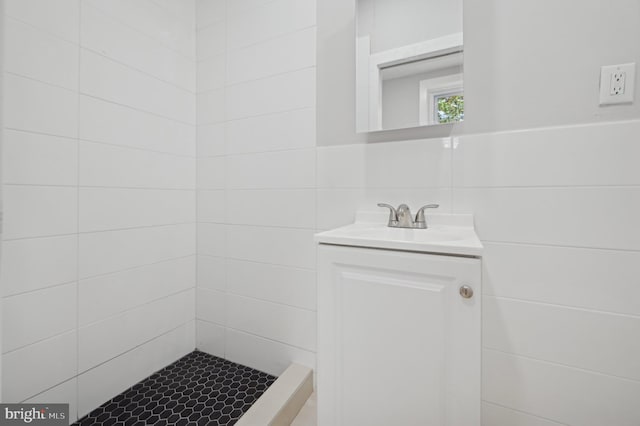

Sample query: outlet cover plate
[600,63,636,105]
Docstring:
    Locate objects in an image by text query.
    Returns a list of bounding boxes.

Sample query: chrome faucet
[377,203,439,229]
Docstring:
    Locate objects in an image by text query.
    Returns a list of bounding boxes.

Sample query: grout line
[218,323,316,355]
[84,2,196,62]
[483,347,640,385]
[76,1,82,419]
[481,401,569,426]
[78,287,195,330]
[76,320,195,376]
[3,279,78,299]
[78,137,197,158]
[202,287,316,314]
[80,46,195,94]
[3,13,79,45]
[3,328,76,357]
[479,239,640,254]
[79,93,196,126]
[205,64,316,91]
[4,183,197,190]
[483,294,640,320]
[5,71,77,94]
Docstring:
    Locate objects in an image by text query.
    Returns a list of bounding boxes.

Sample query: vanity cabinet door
[317,244,481,426]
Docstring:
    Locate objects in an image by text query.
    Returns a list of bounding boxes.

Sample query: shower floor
[74,350,276,426]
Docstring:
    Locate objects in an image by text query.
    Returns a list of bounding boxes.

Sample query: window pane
[436,94,464,123]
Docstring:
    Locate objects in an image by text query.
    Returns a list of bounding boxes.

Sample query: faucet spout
[396,204,414,228]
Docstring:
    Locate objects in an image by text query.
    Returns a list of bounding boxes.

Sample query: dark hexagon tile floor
[74,350,277,426]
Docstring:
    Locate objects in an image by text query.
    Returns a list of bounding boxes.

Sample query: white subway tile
[227,27,316,85]
[225,329,315,377]
[78,321,195,417]
[197,53,226,92]
[226,108,316,155]
[483,296,640,381]
[316,144,367,189]
[2,283,77,352]
[483,349,640,426]
[365,138,452,188]
[79,224,196,278]
[227,260,316,311]
[197,156,226,189]
[316,189,366,230]
[227,189,315,228]
[2,130,78,186]
[364,187,453,214]
[482,242,640,316]
[198,190,226,223]
[80,50,195,124]
[196,320,225,358]
[79,188,195,232]
[454,187,640,250]
[84,0,195,59]
[197,223,227,257]
[79,289,195,371]
[197,288,226,325]
[4,0,79,43]
[197,20,226,60]
[226,0,315,50]
[2,332,77,402]
[226,68,315,120]
[79,141,196,190]
[196,0,226,29]
[4,17,78,90]
[197,255,226,291]
[227,225,315,269]
[227,294,316,352]
[3,186,77,240]
[482,402,566,426]
[197,123,226,157]
[25,379,78,423]
[79,256,196,326]
[197,88,225,125]
[4,74,78,138]
[1,236,77,297]
[226,149,315,189]
[227,0,275,18]
[82,4,195,92]
[79,96,196,157]
[454,120,640,187]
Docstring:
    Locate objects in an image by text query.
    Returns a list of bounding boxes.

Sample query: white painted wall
[0,0,197,420]
[195,0,318,376]
[357,0,463,54]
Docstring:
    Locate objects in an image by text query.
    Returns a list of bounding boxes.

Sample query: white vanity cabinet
[317,244,481,426]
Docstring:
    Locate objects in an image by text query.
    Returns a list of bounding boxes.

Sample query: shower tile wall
[1,0,197,421]
[195,0,318,376]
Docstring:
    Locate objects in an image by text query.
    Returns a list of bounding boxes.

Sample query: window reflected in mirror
[356,0,464,133]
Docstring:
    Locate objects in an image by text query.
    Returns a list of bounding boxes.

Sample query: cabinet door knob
[459,285,474,299]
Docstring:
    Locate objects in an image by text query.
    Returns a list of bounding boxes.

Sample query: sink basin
[315,212,483,256]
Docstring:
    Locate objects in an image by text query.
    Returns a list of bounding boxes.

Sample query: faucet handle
[414,204,439,229]
[377,203,399,226]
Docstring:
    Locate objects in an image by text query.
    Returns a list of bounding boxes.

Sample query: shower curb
[236,364,314,426]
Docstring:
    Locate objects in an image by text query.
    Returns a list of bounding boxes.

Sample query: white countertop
[315,211,483,257]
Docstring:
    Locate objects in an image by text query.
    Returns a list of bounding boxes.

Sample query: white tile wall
[77,321,195,417]
[1,2,197,418]
[195,0,318,376]
[1,236,77,297]
[2,332,77,402]
[3,130,78,186]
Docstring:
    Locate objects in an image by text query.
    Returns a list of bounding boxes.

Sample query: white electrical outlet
[600,63,636,105]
